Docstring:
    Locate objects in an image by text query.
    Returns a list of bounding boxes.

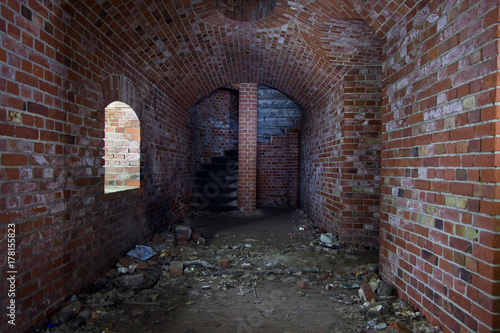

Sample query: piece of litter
[127,245,155,261]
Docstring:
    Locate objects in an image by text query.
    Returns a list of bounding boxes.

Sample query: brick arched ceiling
[349,0,424,39]
[215,0,277,22]
[73,0,418,110]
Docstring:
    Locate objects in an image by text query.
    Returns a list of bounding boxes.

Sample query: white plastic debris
[126,245,155,261]
[320,233,336,246]
[117,267,128,274]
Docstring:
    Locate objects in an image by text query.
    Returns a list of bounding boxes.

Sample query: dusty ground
[45,208,441,333]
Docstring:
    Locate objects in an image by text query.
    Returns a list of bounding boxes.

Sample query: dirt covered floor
[44,208,442,333]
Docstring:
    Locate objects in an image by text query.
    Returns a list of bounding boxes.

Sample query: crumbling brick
[360,284,376,303]
[218,259,229,268]
[177,236,188,245]
[170,262,184,277]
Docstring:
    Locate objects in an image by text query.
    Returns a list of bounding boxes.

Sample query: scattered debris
[35,209,441,333]
[175,225,192,239]
[320,233,339,248]
[126,245,155,261]
[297,281,308,289]
[359,283,377,303]
[118,274,144,288]
[170,261,184,277]
[47,300,81,327]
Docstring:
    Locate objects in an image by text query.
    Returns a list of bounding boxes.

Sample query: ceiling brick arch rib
[347,0,423,40]
[76,0,389,110]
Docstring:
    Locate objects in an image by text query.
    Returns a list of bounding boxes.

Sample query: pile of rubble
[29,211,442,333]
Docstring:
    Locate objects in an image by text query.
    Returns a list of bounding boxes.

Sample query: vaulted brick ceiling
[75,0,419,109]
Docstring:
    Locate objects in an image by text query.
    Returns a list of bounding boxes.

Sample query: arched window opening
[104,101,141,193]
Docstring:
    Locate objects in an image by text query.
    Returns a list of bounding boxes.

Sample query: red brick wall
[341,68,382,245]
[0,2,193,332]
[238,83,258,213]
[0,1,498,332]
[104,102,141,188]
[192,89,239,166]
[257,127,300,207]
[301,79,345,237]
[301,67,382,246]
[378,0,500,331]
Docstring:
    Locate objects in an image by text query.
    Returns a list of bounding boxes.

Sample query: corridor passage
[49,209,438,333]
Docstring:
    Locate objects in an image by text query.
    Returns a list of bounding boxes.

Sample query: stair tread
[194,178,237,186]
[194,187,237,194]
[191,195,237,204]
[195,170,238,177]
[190,203,238,212]
[191,149,239,212]
[211,156,238,163]
[201,164,238,171]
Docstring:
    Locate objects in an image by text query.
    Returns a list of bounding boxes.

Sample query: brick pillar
[238,83,258,213]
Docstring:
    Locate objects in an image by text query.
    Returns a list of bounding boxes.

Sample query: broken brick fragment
[297,281,308,289]
[360,283,376,302]
[389,321,409,333]
[118,256,136,267]
[170,261,183,277]
[241,263,254,270]
[218,259,229,268]
[177,236,188,245]
[136,262,149,269]
[364,272,379,282]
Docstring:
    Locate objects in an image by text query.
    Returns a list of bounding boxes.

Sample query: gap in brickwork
[257,85,302,208]
[104,101,141,193]
[190,85,301,211]
[191,88,240,212]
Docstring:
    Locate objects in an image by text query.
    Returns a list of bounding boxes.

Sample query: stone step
[258,118,296,127]
[258,128,286,136]
[195,170,238,179]
[194,186,237,195]
[191,193,237,205]
[191,148,239,213]
[211,156,238,164]
[201,163,238,171]
[257,86,290,99]
[190,202,238,212]
[194,178,238,187]
[258,108,302,118]
[258,100,300,109]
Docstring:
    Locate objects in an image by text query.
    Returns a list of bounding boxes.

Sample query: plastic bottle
[48,300,82,327]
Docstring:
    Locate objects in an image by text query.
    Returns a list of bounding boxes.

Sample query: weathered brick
[238,83,258,213]
[217,259,229,268]
[0,1,498,332]
[169,261,183,277]
[360,283,376,302]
